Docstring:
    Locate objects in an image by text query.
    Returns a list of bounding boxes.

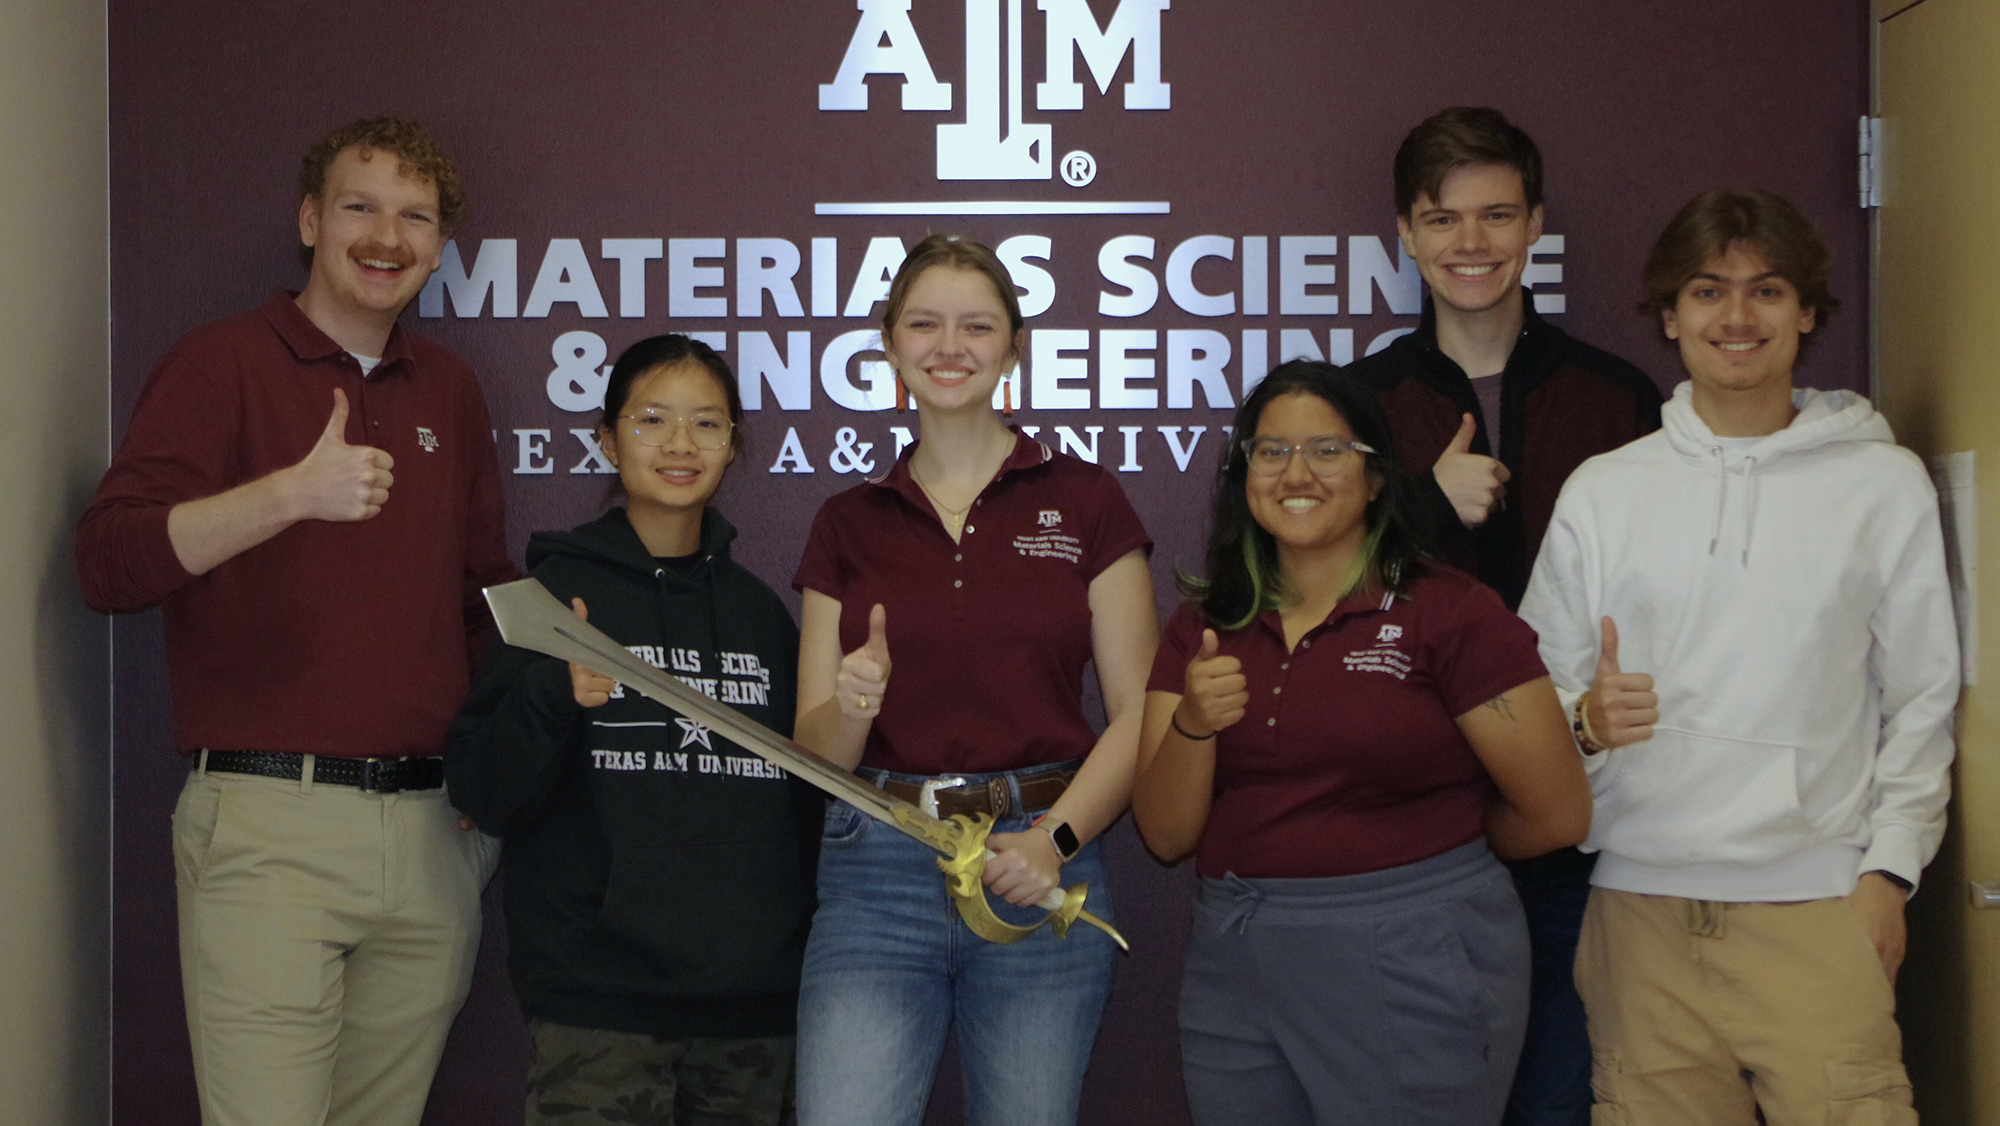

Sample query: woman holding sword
[790,234,1159,1126]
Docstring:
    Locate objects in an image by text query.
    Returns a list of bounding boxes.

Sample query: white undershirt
[350,352,381,376]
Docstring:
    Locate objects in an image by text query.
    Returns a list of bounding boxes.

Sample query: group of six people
[79,105,1955,1126]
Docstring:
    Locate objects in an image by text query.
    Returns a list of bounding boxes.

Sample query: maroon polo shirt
[1148,565,1545,879]
[77,290,516,758]
[795,434,1151,775]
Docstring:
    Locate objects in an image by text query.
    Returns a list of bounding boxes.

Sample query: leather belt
[198,750,445,794]
[876,768,1075,821]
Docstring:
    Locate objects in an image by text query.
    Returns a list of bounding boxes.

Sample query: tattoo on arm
[1481,693,1517,722]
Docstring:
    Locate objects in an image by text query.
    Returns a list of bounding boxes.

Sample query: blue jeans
[794,764,1119,1126]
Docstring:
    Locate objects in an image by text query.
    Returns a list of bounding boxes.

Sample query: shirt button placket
[951,532,968,620]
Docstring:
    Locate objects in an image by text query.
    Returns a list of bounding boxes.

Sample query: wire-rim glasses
[1240,435,1376,478]
[616,410,734,451]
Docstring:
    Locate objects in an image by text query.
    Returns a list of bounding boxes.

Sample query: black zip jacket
[448,507,816,1038]
[1349,292,1662,609]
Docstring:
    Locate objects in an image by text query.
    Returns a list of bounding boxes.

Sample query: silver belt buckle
[919,776,968,820]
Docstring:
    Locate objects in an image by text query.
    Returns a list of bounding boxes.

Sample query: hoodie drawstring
[1705,448,1761,567]
[1738,456,1758,566]
[1708,448,1727,556]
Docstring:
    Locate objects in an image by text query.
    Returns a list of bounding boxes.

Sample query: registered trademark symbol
[1060,150,1096,188]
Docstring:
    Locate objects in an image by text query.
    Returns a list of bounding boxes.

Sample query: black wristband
[1171,712,1216,741]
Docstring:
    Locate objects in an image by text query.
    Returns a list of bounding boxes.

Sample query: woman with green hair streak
[1132,360,1590,1126]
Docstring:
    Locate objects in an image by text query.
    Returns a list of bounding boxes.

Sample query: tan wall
[0,0,112,1121]
[1876,0,2000,1121]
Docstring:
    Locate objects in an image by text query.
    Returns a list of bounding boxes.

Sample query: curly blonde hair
[298,117,466,233]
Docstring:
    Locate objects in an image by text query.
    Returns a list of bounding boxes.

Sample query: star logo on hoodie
[675,718,714,750]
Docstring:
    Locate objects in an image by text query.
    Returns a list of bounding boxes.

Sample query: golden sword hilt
[895,809,1129,951]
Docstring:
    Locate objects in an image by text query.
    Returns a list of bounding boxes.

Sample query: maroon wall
[108,2,1869,1122]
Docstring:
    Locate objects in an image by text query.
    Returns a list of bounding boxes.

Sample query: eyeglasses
[1240,435,1376,478]
[616,409,734,451]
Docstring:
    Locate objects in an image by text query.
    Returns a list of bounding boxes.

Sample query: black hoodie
[448,507,816,1038]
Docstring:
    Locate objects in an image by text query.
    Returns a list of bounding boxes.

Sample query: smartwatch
[1038,818,1081,863]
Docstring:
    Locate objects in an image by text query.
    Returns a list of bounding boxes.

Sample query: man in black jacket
[1345,107,1662,1126]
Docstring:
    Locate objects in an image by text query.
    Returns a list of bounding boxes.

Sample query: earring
[894,368,907,413]
[1003,370,1014,417]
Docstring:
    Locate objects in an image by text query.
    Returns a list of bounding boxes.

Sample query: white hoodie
[1519,382,1958,901]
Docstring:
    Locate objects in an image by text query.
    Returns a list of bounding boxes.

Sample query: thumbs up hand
[1176,628,1248,738]
[1433,413,1510,528]
[567,598,619,708]
[288,388,395,521]
[836,603,892,720]
[1585,617,1658,748]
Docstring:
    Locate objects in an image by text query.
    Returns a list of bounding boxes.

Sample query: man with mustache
[77,118,514,1126]
[1346,107,1662,1126]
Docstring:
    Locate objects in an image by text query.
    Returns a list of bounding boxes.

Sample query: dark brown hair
[1393,107,1544,217]
[299,117,466,233]
[879,234,1024,352]
[600,334,747,454]
[1640,190,1837,344]
[1181,361,1433,630]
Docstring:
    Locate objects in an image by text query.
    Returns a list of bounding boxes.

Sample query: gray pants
[1180,839,1530,1126]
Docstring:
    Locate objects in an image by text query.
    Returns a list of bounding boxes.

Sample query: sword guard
[902,810,1127,951]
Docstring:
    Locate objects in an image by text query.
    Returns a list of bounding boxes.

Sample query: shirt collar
[1253,585,1397,643]
[259,289,415,376]
[1408,288,1563,398]
[870,428,1053,511]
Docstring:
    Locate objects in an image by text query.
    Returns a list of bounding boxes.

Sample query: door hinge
[1859,115,1883,209]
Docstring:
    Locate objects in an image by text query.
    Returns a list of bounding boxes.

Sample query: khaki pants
[172,761,499,1126]
[1576,887,1916,1126]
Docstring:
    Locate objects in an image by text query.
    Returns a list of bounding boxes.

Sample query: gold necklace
[911,471,973,534]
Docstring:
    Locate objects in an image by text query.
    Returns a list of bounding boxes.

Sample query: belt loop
[300,753,316,794]
[197,748,209,778]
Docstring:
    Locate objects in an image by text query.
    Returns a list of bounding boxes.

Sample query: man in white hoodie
[1518,189,1956,1125]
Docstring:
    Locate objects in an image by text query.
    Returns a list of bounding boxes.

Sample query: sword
[483,577,1127,951]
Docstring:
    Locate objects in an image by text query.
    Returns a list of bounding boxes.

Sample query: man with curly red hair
[78,118,513,1126]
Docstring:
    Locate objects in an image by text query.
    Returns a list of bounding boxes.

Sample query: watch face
[1050,821,1081,861]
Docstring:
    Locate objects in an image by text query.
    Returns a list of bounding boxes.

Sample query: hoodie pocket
[1593,729,1806,868]
[586,839,810,997]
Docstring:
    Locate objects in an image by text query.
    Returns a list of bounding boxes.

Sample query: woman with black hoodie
[448,335,817,1126]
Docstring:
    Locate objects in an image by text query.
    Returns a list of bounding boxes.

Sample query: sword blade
[482,578,943,851]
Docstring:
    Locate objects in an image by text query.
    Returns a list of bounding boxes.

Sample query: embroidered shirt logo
[1377,624,1403,643]
[1344,647,1413,680]
[416,426,440,452]
[1014,529,1082,563]
[1038,509,1063,528]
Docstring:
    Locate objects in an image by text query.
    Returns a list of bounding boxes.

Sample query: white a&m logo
[1038,509,1062,528]
[416,427,440,452]
[1376,624,1403,644]
[820,0,1171,182]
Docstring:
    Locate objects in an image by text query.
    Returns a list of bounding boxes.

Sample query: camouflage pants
[525,1020,794,1126]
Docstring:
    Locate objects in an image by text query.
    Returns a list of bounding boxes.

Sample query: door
[1876,1,2000,1121]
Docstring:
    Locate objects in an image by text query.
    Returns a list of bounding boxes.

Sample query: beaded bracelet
[1571,694,1609,754]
